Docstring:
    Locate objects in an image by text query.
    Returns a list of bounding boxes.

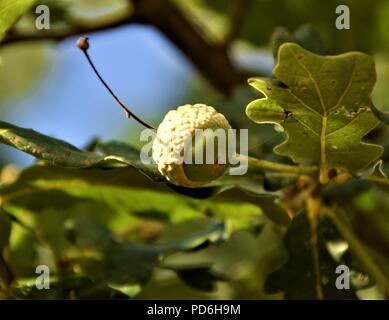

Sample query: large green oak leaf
[246,43,383,183]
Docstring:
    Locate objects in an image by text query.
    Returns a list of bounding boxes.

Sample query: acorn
[152,104,231,187]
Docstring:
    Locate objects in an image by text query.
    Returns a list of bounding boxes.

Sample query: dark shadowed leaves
[97,140,163,181]
[265,211,357,299]
[370,102,389,125]
[65,217,228,295]
[0,209,12,288]
[271,25,326,58]
[0,209,11,252]
[0,163,266,298]
[163,264,227,292]
[157,219,228,252]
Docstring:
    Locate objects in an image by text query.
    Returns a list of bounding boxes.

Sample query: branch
[2,0,244,95]
[132,0,244,94]
[1,14,136,45]
[224,0,252,46]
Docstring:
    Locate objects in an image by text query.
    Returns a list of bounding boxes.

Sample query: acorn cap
[152,104,231,187]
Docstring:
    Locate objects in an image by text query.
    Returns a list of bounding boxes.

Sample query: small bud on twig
[77,37,90,51]
[76,36,155,130]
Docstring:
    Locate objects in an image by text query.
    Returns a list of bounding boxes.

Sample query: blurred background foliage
[0,0,388,299]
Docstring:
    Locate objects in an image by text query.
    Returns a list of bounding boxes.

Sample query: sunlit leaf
[0,0,35,42]
[0,165,264,238]
[247,43,383,182]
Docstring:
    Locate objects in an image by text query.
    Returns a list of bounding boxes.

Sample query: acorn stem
[77,37,155,130]
[237,154,318,175]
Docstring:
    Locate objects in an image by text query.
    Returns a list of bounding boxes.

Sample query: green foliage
[0,209,11,252]
[0,120,290,201]
[204,0,387,53]
[0,0,389,301]
[247,43,383,182]
[1,42,389,297]
[0,121,107,168]
[0,0,35,41]
[0,209,12,291]
[1,165,264,234]
[0,43,49,104]
[0,163,265,298]
[370,103,389,126]
[9,216,228,299]
[266,211,357,299]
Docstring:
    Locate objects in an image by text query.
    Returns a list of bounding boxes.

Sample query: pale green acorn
[152,104,232,188]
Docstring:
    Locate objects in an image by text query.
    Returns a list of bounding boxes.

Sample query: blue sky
[1,25,195,166]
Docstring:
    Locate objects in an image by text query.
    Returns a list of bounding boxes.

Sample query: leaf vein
[288,90,322,117]
[291,50,327,113]
[328,57,356,113]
